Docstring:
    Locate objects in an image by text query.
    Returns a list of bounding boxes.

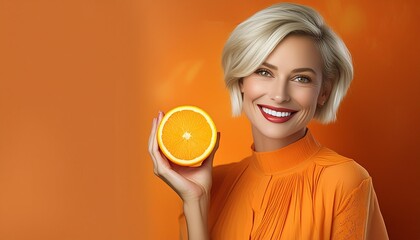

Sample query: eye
[293,76,311,83]
[255,68,273,77]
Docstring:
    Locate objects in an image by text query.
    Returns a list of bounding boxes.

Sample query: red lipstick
[258,104,296,123]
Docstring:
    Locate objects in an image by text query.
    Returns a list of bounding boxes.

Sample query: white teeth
[262,107,292,118]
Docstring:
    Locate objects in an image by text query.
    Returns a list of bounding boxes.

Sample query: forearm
[183,196,210,240]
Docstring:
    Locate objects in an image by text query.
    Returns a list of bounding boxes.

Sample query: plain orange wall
[0,0,419,239]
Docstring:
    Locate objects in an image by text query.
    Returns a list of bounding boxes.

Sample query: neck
[252,127,307,152]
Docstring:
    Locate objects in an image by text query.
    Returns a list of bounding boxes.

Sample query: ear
[239,78,244,93]
[318,79,332,106]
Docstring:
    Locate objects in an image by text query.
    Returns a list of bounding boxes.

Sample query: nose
[269,80,290,103]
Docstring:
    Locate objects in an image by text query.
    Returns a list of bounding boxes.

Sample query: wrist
[183,194,209,219]
[182,195,210,240]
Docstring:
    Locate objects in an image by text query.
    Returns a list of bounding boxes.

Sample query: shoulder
[212,157,250,189]
[314,147,371,196]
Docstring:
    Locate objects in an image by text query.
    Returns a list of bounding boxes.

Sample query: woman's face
[241,35,328,151]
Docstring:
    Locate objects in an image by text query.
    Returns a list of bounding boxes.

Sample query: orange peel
[157,106,217,166]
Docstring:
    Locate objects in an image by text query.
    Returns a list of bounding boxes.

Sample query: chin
[257,125,297,140]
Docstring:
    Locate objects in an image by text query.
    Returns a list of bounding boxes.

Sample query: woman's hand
[148,111,220,203]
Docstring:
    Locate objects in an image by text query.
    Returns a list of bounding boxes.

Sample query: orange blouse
[206,131,388,239]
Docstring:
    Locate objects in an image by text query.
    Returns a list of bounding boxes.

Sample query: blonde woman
[149,3,388,239]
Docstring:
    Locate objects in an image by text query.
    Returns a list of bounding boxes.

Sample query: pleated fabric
[206,130,388,240]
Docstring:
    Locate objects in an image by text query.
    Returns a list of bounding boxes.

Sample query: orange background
[0,0,419,239]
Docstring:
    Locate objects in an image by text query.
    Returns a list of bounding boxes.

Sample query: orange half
[157,106,217,166]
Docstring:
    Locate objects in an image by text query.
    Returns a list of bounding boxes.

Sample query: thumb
[201,132,221,168]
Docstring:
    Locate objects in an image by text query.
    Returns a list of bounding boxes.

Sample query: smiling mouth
[258,104,297,123]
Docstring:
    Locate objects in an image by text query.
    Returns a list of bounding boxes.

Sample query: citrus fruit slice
[157,106,217,166]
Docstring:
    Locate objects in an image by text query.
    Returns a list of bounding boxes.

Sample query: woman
[149,3,388,239]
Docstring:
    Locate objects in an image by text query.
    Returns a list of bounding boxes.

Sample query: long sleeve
[194,131,388,239]
[332,178,388,240]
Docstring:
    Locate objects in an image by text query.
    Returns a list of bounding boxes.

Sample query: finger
[214,132,221,151]
[148,119,160,173]
[151,112,176,175]
[201,132,221,169]
[149,111,164,154]
[148,117,157,155]
[149,112,165,172]
[151,111,164,156]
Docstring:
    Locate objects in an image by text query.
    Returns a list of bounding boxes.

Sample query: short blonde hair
[222,3,353,124]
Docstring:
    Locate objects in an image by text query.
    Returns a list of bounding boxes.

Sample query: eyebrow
[262,62,317,75]
[262,62,278,70]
